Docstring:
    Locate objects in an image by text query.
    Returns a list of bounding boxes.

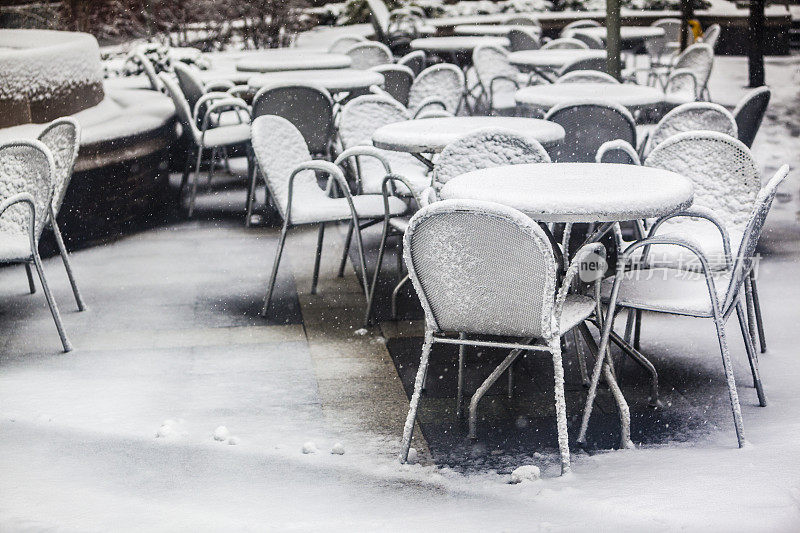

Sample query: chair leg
[712,310,746,448]
[24,263,36,294]
[311,223,325,295]
[261,222,290,317]
[456,334,466,418]
[573,328,590,387]
[623,308,635,344]
[507,362,514,400]
[391,274,411,320]
[337,219,354,278]
[633,309,642,350]
[31,252,72,353]
[179,147,193,194]
[351,217,371,305]
[51,216,86,311]
[736,300,767,407]
[400,331,433,463]
[744,277,759,353]
[206,147,218,186]
[749,271,767,353]
[245,165,259,228]
[469,346,524,439]
[187,145,204,218]
[364,220,392,327]
[549,337,571,475]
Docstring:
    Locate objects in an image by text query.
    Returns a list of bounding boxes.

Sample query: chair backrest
[701,23,721,50]
[673,43,714,93]
[645,102,737,155]
[398,50,426,76]
[644,131,761,231]
[135,51,163,91]
[541,38,589,50]
[544,100,636,162]
[250,115,318,221]
[732,86,770,148]
[505,14,541,27]
[365,0,390,41]
[561,19,601,36]
[556,69,618,84]
[339,94,410,148]
[408,63,465,115]
[345,41,392,70]
[646,18,682,57]
[570,32,604,50]
[328,34,366,54]
[722,165,790,313]
[472,45,519,94]
[508,28,540,51]
[172,62,206,111]
[433,128,551,187]
[0,140,55,242]
[252,83,335,156]
[559,56,608,76]
[370,64,414,106]
[37,117,80,215]
[664,68,699,100]
[404,199,559,337]
[595,139,641,165]
[159,73,200,144]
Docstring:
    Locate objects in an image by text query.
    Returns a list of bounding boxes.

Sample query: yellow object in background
[688,19,703,41]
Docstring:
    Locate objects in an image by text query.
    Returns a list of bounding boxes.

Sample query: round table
[566,26,665,44]
[236,51,351,73]
[428,14,509,28]
[410,36,510,53]
[248,69,383,94]
[515,83,665,114]
[372,116,565,168]
[508,49,607,70]
[454,24,541,36]
[439,163,693,223]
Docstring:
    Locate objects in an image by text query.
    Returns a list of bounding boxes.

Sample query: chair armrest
[595,140,641,165]
[644,206,732,269]
[334,146,392,195]
[555,242,607,326]
[192,91,234,121]
[412,96,449,118]
[0,192,37,246]
[227,85,252,98]
[286,160,355,225]
[200,98,251,134]
[205,79,235,92]
[415,108,453,119]
[664,68,699,99]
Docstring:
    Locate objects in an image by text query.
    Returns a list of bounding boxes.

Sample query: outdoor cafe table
[248,69,384,94]
[410,36,510,54]
[565,26,665,46]
[453,24,541,36]
[236,50,351,73]
[508,49,606,70]
[515,82,665,114]
[371,116,565,169]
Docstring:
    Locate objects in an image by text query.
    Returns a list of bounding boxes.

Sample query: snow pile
[509,465,541,484]
[155,419,186,440]
[331,443,345,455]
[302,441,318,454]
[213,426,230,442]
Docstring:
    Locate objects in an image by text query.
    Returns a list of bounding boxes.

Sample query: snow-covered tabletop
[566,26,666,43]
[427,14,509,28]
[372,117,565,154]
[454,24,541,36]
[248,69,384,93]
[410,36,510,53]
[515,83,665,113]
[236,51,351,73]
[508,50,606,69]
[439,163,693,223]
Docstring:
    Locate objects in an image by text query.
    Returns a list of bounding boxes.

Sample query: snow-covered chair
[173,62,242,121]
[160,73,252,218]
[36,118,86,311]
[472,45,530,115]
[733,86,770,148]
[134,51,163,92]
[505,14,541,27]
[397,50,426,76]
[370,64,414,106]
[700,23,721,51]
[544,101,636,162]
[560,19,601,36]
[595,139,641,165]
[366,0,433,52]
[556,69,618,84]
[399,199,618,475]
[251,115,408,317]
[408,63,465,117]
[344,41,393,70]
[558,56,608,77]
[570,32,604,50]
[580,165,790,449]
[508,27,541,52]
[644,18,682,72]
[541,38,589,50]
[328,34,366,54]
[640,101,737,159]
[662,67,700,109]
[662,43,714,104]
[0,140,71,352]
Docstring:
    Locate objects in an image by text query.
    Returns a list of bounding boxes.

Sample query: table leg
[411,152,435,171]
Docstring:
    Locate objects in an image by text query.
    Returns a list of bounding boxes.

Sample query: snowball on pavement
[213,426,230,442]
[227,436,240,446]
[510,465,541,484]
[354,328,368,336]
[302,441,318,454]
[331,443,345,455]
[155,421,181,439]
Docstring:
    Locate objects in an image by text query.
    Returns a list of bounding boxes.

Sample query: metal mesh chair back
[664,68,699,100]
[252,83,335,156]
[646,18,681,57]
[505,14,541,27]
[559,56,608,75]
[434,128,551,187]
[646,102,737,155]
[595,139,640,165]
[173,62,206,111]
[371,64,414,105]
[701,23,721,50]
[328,35,366,54]
[404,199,558,337]
[135,52,162,91]
[366,0,390,40]
[159,73,200,143]
[556,69,618,84]
[673,43,714,93]
[732,86,770,148]
[542,38,588,50]
[722,165,789,312]
[644,131,761,230]
[345,41,393,70]
[339,94,409,148]
[570,32,604,50]
[37,118,80,214]
[544,101,636,162]
[398,50,426,76]
[0,140,54,242]
[508,28,540,51]
[560,19,601,36]
[408,63,465,115]
[472,45,519,97]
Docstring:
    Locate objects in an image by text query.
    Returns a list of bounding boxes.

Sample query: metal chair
[558,57,609,77]
[580,165,790,449]
[544,101,637,162]
[0,140,71,352]
[541,37,589,50]
[366,0,432,52]
[251,115,408,317]
[398,50,426,76]
[641,101,737,158]
[733,86,770,148]
[370,64,414,106]
[508,27,541,52]
[663,67,700,108]
[595,139,641,165]
[560,19,601,36]
[344,41,393,70]
[328,34,366,54]
[472,44,529,115]
[700,23,721,51]
[35,118,86,311]
[173,62,241,119]
[134,51,163,92]
[556,69,618,84]
[570,32,604,50]
[644,18,682,72]
[661,43,714,102]
[505,14,541,27]
[408,63,466,117]
[399,199,625,475]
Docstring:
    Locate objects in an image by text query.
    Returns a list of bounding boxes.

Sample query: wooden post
[606,0,622,80]
[749,0,766,87]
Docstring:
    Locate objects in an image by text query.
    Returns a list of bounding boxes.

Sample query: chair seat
[389,216,410,233]
[0,233,32,262]
[359,153,431,196]
[202,123,251,148]
[663,91,695,108]
[290,193,408,225]
[602,268,730,318]
[490,90,518,113]
[631,219,742,272]
[559,294,596,334]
